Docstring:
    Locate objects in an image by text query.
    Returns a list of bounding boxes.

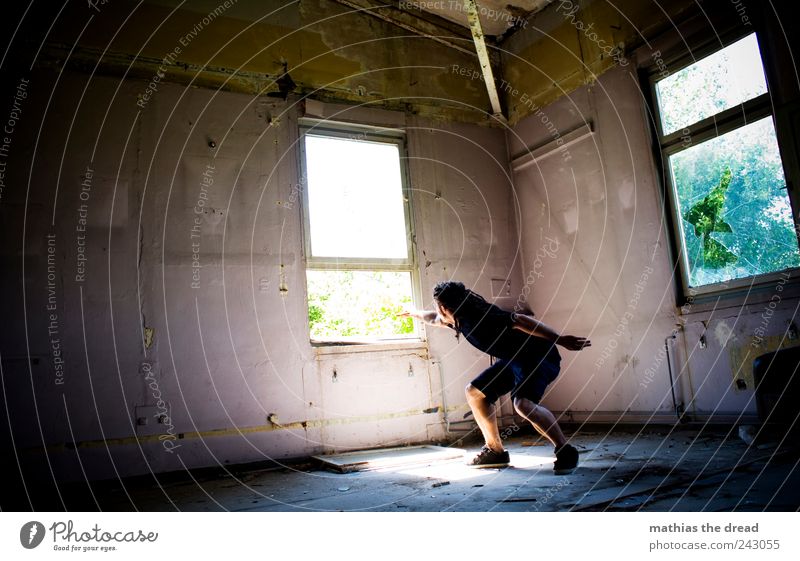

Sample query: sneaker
[553,444,578,475]
[467,445,510,468]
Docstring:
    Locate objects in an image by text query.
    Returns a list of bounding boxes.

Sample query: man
[400,281,591,475]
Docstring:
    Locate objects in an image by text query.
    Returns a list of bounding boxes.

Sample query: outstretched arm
[398,309,449,328]
[511,312,591,351]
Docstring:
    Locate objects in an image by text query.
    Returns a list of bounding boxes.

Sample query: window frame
[646,29,800,302]
[297,118,422,343]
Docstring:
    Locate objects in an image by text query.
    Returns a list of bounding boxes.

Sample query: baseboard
[549,410,761,425]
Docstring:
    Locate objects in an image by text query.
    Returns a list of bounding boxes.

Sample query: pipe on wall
[665,326,687,423]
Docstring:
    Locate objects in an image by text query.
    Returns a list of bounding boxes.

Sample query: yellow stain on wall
[728,336,799,390]
[143,326,155,350]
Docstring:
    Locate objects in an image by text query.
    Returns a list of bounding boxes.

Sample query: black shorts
[470,357,560,404]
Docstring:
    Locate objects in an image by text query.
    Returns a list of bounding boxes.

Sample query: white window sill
[312,338,428,356]
[678,278,800,318]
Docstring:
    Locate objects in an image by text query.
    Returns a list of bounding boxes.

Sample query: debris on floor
[58,426,800,512]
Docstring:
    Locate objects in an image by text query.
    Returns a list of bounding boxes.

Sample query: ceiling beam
[463,0,505,121]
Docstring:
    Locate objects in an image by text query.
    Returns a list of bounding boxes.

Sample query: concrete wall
[0,66,519,481]
[506,59,800,424]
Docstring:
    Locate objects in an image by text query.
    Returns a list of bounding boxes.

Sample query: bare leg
[465,384,504,452]
[513,397,567,449]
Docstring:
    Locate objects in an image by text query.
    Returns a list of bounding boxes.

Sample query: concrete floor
[33,425,800,511]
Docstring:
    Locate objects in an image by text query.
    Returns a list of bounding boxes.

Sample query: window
[650,32,800,298]
[298,120,418,343]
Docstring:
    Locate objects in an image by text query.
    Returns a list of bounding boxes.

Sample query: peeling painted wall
[0,67,519,481]
[31,0,494,124]
[501,0,697,124]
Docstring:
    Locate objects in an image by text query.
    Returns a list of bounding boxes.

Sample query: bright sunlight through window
[656,34,768,136]
[301,126,417,342]
[305,135,408,259]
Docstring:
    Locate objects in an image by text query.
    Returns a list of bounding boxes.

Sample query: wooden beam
[463,0,504,121]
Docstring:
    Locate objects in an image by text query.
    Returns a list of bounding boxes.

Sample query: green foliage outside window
[307,270,415,340]
[682,167,738,269]
[671,118,800,287]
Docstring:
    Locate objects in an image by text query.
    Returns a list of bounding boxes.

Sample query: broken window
[299,121,418,342]
[650,32,800,297]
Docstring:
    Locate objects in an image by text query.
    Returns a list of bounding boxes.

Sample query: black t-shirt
[449,303,561,364]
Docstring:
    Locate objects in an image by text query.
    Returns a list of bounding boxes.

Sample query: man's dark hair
[433,281,489,323]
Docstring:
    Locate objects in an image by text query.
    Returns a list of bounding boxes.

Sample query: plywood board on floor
[313,445,464,473]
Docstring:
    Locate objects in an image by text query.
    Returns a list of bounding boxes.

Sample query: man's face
[436,301,455,325]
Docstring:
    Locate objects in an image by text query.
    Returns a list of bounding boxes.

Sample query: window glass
[305,135,408,259]
[669,117,800,287]
[656,34,768,135]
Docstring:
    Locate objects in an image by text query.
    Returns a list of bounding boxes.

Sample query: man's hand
[556,335,591,351]
[397,308,423,320]
[397,308,443,326]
